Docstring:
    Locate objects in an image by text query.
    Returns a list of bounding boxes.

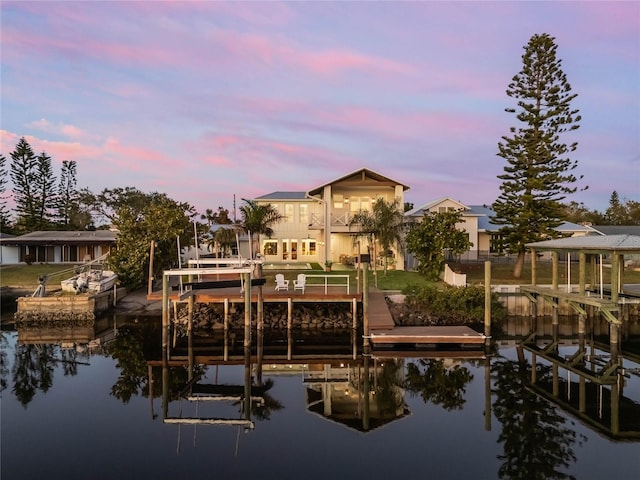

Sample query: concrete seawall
[14,287,127,323]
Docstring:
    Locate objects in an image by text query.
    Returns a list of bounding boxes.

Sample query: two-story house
[406,197,599,263]
[254,168,409,268]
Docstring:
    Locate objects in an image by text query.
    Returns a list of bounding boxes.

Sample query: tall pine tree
[55,160,79,227]
[0,153,9,231]
[492,33,586,278]
[10,137,38,232]
[33,150,56,230]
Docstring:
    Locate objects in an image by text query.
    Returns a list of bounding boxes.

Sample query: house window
[349,196,371,213]
[438,206,456,213]
[299,203,308,224]
[333,194,344,209]
[282,239,298,260]
[284,204,294,223]
[301,239,316,256]
[263,240,278,256]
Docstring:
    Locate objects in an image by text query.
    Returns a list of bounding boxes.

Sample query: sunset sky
[1,1,638,217]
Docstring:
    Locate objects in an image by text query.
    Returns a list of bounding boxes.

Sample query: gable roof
[406,197,470,217]
[307,167,409,197]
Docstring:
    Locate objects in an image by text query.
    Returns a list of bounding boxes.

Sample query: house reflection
[303,359,410,432]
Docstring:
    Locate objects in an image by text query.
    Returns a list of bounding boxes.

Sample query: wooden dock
[370,325,486,347]
[151,283,487,349]
[367,291,486,348]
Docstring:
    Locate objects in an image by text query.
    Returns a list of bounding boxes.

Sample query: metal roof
[592,225,640,236]
[526,234,640,253]
[254,191,307,200]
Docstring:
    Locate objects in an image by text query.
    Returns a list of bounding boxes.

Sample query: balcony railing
[308,212,357,228]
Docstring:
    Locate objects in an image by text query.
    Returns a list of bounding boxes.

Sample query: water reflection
[492,356,584,480]
[3,312,640,478]
[405,358,474,410]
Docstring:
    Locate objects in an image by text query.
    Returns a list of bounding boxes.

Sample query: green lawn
[2,261,638,290]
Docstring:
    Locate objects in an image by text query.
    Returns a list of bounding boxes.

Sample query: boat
[61,269,118,294]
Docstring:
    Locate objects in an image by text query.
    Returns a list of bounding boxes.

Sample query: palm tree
[214,227,237,257]
[200,208,215,227]
[239,199,283,259]
[350,197,405,275]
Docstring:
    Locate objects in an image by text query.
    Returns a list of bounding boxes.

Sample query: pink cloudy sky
[1,1,638,217]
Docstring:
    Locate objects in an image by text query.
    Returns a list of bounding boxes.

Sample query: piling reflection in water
[3,311,640,478]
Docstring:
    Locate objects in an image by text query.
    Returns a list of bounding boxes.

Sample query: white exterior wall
[1,246,20,264]
[254,169,407,268]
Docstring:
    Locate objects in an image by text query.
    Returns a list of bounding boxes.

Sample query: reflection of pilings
[611,380,620,435]
[162,346,169,420]
[148,364,156,420]
[362,346,370,432]
[256,329,263,386]
[244,345,251,424]
[484,356,491,432]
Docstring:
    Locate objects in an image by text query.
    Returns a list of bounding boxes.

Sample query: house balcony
[308,213,359,232]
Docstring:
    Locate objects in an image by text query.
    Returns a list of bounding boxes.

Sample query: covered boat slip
[523,234,640,325]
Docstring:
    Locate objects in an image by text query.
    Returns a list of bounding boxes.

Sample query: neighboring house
[591,225,640,236]
[0,230,117,265]
[406,198,600,262]
[254,168,409,268]
[0,232,16,265]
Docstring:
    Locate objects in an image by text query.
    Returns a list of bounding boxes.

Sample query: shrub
[402,284,506,323]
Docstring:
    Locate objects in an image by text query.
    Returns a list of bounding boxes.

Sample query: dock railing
[304,274,350,294]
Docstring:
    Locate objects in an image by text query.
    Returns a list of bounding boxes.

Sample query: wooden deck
[147,285,361,304]
[150,285,487,349]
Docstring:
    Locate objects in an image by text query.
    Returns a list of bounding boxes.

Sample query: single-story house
[0,230,118,265]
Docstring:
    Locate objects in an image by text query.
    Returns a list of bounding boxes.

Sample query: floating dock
[367,292,486,348]
[370,325,486,347]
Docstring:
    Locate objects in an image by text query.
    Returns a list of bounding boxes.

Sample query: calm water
[2,314,639,480]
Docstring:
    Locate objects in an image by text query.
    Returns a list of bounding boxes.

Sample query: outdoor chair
[293,273,306,293]
[274,274,289,291]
